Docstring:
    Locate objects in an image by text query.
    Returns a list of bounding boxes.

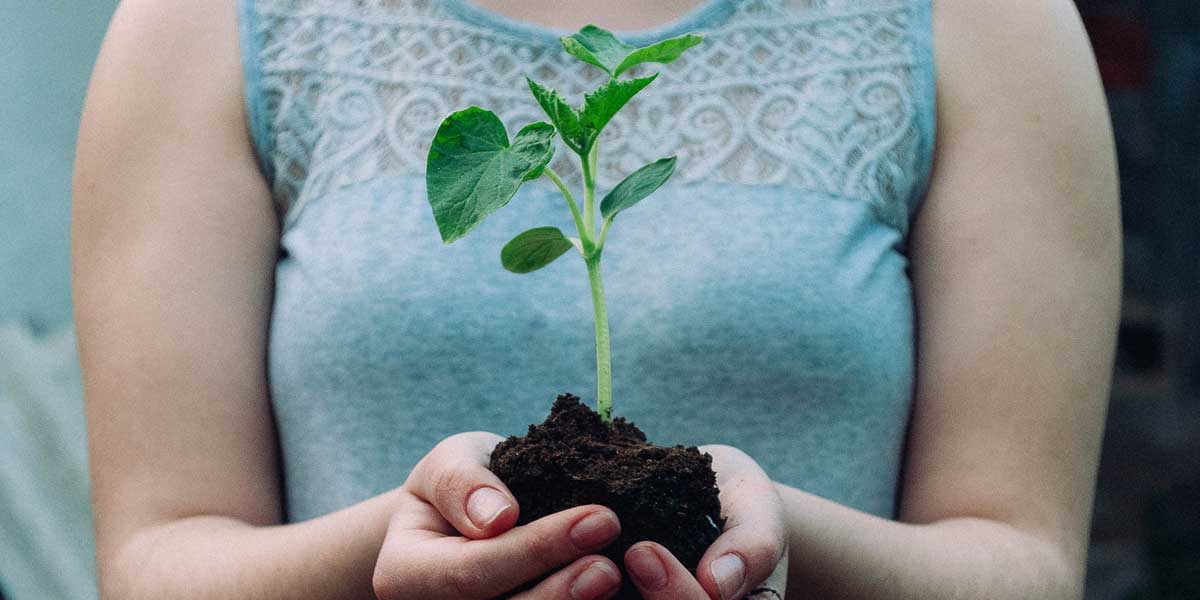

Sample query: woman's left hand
[624,444,788,600]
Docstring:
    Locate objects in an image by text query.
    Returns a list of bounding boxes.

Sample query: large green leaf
[501,227,575,273]
[561,25,703,77]
[426,107,556,243]
[600,156,677,220]
[580,75,657,138]
[527,77,587,154]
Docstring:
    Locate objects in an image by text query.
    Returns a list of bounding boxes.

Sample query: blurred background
[0,1,1196,598]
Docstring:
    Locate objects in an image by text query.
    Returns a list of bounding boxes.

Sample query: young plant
[425,26,702,423]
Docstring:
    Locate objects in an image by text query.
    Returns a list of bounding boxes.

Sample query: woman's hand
[623,445,788,600]
[373,432,625,600]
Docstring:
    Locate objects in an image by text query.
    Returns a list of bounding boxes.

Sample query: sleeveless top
[237,0,936,522]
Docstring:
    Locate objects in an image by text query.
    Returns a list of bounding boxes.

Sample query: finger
[452,505,621,597]
[509,556,621,600]
[406,431,519,538]
[378,504,621,599]
[696,445,788,600]
[625,542,710,599]
[748,546,789,600]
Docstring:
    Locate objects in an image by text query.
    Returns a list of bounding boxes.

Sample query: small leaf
[579,74,657,142]
[501,227,575,273]
[600,156,677,220]
[614,34,704,77]
[425,108,556,243]
[560,26,703,77]
[527,78,587,154]
[560,25,637,76]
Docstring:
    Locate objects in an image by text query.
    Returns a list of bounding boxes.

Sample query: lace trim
[250,0,933,234]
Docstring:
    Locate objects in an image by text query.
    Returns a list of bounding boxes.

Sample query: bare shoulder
[932,0,1103,92]
[88,0,244,116]
[75,0,267,237]
[923,0,1119,256]
[76,0,252,202]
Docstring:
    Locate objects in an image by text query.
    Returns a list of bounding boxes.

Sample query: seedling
[425,26,702,423]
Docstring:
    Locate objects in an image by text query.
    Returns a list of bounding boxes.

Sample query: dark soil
[489,393,725,600]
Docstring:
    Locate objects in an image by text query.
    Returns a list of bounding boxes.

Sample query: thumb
[406,431,520,539]
[696,445,787,600]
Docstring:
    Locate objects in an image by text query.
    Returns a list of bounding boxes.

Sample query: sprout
[425,26,702,423]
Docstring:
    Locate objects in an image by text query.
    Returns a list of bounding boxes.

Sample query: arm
[776,0,1119,597]
[73,0,395,596]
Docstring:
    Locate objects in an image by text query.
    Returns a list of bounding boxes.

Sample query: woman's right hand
[373,432,624,600]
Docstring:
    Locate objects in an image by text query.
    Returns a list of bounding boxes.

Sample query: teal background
[1,4,118,600]
[1,1,118,330]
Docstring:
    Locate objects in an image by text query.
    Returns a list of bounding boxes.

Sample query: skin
[73,0,1118,598]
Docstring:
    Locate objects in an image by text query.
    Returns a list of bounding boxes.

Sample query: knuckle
[440,432,473,449]
[741,534,783,571]
[460,430,504,447]
[374,546,431,600]
[520,528,566,572]
[372,558,410,600]
[427,437,459,466]
[441,562,487,598]
[372,567,398,600]
[407,445,447,491]
[432,465,468,508]
[372,546,395,597]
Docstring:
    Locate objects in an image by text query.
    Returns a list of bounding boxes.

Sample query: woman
[72,0,1119,598]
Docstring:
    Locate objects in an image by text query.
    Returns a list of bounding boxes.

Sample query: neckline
[440,0,735,46]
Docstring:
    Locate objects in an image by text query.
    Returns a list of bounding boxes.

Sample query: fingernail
[569,510,620,551]
[626,546,668,591]
[570,561,619,600]
[710,553,745,600]
[466,487,512,529]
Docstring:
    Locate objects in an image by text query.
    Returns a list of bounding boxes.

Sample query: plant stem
[585,253,613,422]
[545,154,613,422]
[579,140,612,422]
[543,167,588,248]
[582,143,598,235]
[588,140,599,184]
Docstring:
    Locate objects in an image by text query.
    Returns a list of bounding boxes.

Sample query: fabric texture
[238,0,936,522]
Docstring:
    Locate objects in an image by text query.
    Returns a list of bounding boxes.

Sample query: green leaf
[615,34,703,77]
[527,77,587,154]
[426,107,556,243]
[501,227,575,273]
[560,26,636,76]
[580,74,657,140]
[600,156,677,220]
[561,26,703,77]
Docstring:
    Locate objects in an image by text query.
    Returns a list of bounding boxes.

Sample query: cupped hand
[624,445,788,600]
[373,431,624,600]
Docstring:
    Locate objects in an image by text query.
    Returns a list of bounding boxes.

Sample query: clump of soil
[490,393,724,600]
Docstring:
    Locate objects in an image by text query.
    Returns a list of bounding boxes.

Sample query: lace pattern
[248,0,934,233]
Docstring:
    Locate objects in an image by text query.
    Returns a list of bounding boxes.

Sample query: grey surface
[0,1,118,329]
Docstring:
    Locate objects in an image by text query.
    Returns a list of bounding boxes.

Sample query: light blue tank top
[238,0,935,522]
